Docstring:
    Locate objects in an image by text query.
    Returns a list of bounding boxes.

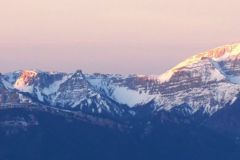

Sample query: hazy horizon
[1,0,240,74]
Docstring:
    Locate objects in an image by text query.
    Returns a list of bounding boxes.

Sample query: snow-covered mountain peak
[158,44,240,83]
[71,70,85,80]
[14,70,38,92]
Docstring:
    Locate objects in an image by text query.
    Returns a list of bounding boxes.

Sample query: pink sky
[0,0,240,74]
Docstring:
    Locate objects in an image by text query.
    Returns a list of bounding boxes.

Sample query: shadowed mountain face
[1,44,240,160]
[1,106,240,160]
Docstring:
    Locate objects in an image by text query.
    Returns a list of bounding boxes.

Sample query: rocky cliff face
[0,74,33,106]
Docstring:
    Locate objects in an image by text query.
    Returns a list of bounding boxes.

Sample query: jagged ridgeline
[1,44,240,160]
[2,44,240,116]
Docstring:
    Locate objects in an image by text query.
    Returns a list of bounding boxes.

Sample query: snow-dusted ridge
[2,43,240,116]
[158,43,240,83]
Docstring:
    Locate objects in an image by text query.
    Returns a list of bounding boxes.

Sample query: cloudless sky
[0,0,240,74]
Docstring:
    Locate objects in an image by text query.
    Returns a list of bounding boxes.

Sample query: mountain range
[1,44,240,160]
